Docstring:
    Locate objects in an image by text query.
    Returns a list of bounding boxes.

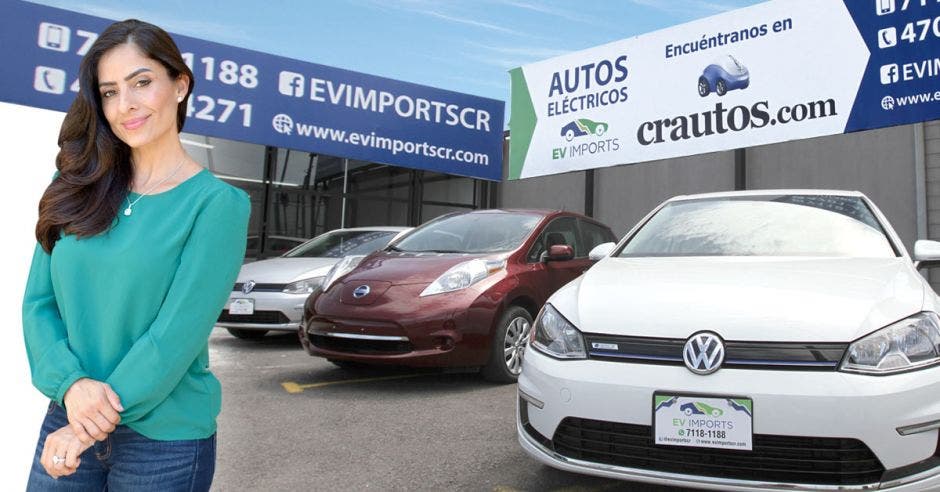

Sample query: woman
[23,19,249,490]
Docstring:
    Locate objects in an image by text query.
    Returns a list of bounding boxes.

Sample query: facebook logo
[278,71,305,97]
[880,64,899,84]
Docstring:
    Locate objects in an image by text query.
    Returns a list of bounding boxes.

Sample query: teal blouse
[22,168,249,440]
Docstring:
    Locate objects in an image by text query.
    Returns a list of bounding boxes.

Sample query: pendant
[124,207,132,216]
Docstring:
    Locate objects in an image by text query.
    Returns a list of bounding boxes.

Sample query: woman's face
[97,42,188,150]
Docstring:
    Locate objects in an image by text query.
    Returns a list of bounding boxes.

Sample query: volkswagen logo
[682,331,725,375]
[242,280,256,294]
[352,285,371,299]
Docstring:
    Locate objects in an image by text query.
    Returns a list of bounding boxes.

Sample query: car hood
[556,257,925,342]
[342,251,489,286]
[236,257,338,283]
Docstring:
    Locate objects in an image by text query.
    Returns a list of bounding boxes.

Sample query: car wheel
[712,409,722,417]
[595,125,606,137]
[481,306,533,383]
[684,408,693,416]
[716,79,727,96]
[565,129,575,141]
[226,328,268,340]
[697,77,710,97]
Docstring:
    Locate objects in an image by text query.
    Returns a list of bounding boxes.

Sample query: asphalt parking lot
[209,330,688,491]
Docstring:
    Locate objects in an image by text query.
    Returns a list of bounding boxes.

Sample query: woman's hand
[39,425,92,479]
[62,378,123,444]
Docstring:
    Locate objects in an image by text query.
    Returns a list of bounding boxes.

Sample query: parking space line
[280,373,431,393]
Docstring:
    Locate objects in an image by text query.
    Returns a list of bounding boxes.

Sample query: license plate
[653,393,753,451]
[229,298,255,315]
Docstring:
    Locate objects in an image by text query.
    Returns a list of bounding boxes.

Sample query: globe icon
[272,113,294,134]
[881,96,895,111]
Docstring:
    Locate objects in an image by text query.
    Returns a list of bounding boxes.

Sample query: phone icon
[34,66,66,94]
[876,0,895,15]
[38,22,70,52]
[878,27,898,48]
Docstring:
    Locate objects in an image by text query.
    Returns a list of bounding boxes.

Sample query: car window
[284,230,398,258]
[580,220,616,252]
[619,195,897,257]
[527,216,583,262]
[394,212,541,254]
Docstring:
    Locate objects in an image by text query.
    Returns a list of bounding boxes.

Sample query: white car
[217,227,409,339]
[518,190,940,491]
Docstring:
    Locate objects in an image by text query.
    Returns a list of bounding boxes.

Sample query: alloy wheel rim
[504,317,531,375]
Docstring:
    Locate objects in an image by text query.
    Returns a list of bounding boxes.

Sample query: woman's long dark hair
[35,19,194,252]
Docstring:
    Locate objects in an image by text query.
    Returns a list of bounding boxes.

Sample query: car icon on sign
[561,119,608,141]
[680,402,723,417]
[698,55,749,97]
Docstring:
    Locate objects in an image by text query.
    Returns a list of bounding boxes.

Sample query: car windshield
[619,195,897,258]
[716,55,745,74]
[394,212,542,254]
[283,230,398,258]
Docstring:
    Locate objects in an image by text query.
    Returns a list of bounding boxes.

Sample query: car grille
[584,334,848,371]
[546,416,884,486]
[310,334,413,355]
[232,283,287,293]
[218,310,290,325]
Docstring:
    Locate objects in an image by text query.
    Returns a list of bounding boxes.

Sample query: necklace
[124,160,187,216]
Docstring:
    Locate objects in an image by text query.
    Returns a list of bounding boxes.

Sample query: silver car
[217,227,410,339]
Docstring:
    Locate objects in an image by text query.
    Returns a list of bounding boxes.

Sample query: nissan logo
[682,331,725,375]
[352,285,371,299]
[242,280,256,294]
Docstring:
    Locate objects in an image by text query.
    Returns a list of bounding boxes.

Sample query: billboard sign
[509,0,940,179]
[2,1,505,181]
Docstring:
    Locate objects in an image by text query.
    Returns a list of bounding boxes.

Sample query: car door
[526,216,591,296]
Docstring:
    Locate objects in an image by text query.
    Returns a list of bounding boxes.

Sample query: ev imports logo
[272,113,294,134]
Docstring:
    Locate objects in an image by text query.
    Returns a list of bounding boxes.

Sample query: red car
[299,209,616,382]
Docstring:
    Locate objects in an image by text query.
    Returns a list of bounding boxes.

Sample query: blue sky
[29,0,764,113]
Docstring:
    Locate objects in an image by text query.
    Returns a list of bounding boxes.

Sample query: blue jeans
[27,401,215,491]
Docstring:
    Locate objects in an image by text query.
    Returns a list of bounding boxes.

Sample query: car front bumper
[517,347,940,491]
[216,291,307,332]
[300,283,500,367]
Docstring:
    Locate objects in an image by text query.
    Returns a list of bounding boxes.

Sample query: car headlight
[419,259,506,297]
[282,276,324,295]
[530,304,586,359]
[841,312,940,375]
[321,255,366,292]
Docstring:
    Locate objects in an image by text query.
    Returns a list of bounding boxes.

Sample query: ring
[52,455,64,465]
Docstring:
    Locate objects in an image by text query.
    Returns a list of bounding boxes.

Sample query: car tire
[595,125,606,137]
[716,79,727,96]
[481,306,533,383]
[226,328,268,340]
[565,129,575,141]
[697,76,710,97]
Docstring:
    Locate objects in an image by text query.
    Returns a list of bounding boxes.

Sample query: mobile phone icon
[38,22,70,52]
[34,66,66,94]
[876,0,895,15]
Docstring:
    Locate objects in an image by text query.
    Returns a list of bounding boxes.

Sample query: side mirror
[588,242,616,261]
[914,240,940,269]
[543,244,574,262]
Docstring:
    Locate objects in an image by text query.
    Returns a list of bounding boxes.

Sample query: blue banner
[1,1,505,181]
[844,0,940,131]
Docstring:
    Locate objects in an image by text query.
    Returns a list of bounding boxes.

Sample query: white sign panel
[508,0,940,179]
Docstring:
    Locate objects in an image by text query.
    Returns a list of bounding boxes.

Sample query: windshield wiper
[412,249,464,253]
[386,245,403,252]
